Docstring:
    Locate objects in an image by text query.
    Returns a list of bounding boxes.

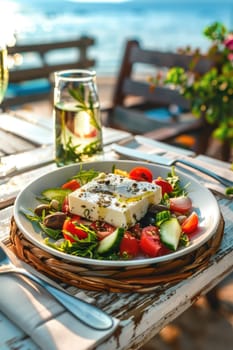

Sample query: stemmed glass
[0,42,9,107]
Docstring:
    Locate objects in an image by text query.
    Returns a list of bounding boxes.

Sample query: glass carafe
[53,69,103,166]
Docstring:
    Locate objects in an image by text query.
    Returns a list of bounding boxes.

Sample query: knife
[112,143,173,165]
[111,143,233,188]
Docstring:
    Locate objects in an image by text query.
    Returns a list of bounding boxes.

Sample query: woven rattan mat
[9,215,224,293]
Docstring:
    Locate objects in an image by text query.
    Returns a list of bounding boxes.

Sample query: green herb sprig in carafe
[54,70,103,167]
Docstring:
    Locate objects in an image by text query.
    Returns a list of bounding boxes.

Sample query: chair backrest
[108,39,213,132]
[3,36,96,109]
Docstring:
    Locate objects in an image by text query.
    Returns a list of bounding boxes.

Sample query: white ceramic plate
[14,160,221,267]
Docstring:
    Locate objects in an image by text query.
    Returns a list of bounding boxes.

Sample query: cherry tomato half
[62,216,88,242]
[139,225,162,257]
[153,177,173,195]
[129,167,153,182]
[120,232,139,257]
[61,179,80,191]
[169,196,192,214]
[181,211,199,234]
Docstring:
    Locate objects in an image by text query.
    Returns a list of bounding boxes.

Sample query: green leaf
[39,222,62,240]
[155,210,171,226]
[203,22,227,42]
[225,187,233,195]
[148,20,233,142]
[166,166,189,197]
[68,85,101,131]
[72,168,99,185]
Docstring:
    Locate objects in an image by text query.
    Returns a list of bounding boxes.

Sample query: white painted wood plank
[0,134,232,349]
[0,207,12,240]
[0,113,131,151]
[0,193,232,350]
[196,154,231,169]
[0,114,53,145]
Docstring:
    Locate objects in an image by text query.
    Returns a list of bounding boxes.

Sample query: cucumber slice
[97,227,125,255]
[42,188,71,203]
[160,218,182,251]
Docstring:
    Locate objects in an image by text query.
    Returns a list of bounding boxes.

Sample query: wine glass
[0,42,9,106]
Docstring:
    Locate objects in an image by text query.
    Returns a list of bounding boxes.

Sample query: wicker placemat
[9,215,224,293]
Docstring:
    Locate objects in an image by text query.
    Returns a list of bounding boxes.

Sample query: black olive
[148,204,168,213]
[43,212,67,229]
[140,212,156,227]
[34,204,51,216]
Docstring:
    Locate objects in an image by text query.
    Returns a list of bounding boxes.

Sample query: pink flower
[224,34,233,50]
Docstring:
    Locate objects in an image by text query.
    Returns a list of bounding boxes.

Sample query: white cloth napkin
[0,274,119,350]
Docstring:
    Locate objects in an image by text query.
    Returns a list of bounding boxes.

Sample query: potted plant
[150,22,233,160]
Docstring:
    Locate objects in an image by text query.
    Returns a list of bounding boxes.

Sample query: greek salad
[25,166,199,260]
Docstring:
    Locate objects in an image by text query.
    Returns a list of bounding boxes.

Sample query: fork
[0,242,113,330]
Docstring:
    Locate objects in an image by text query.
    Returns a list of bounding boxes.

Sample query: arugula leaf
[39,222,62,240]
[72,168,99,185]
[166,166,189,197]
[45,237,98,258]
[24,209,41,222]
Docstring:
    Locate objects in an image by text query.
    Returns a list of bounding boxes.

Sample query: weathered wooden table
[0,110,232,350]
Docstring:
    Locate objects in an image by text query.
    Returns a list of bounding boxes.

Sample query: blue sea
[2,0,233,76]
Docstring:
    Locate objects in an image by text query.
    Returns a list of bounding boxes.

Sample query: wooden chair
[105,39,216,155]
[3,36,96,109]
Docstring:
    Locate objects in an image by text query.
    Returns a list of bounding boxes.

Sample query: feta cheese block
[68,173,162,228]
